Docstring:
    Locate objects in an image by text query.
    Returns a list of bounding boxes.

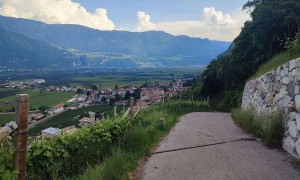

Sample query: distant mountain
[0,28,77,69]
[0,15,231,68]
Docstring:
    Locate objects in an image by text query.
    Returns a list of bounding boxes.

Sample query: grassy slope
[0,113,15,126]
[0,88,74,112]
[250,51,300,80]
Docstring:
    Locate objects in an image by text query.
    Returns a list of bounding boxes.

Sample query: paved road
[141,112,300,180]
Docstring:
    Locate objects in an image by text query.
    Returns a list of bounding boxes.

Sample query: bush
[0,137,17,180]
[287,30,300,56]
[232,108,284,148]
[27,117,129,179]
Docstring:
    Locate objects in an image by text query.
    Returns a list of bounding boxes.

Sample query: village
[1,77,194,139]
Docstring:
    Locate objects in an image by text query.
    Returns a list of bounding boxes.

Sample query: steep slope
[193,0,300,111]
[0,15,230,67]
[0,28,77,69]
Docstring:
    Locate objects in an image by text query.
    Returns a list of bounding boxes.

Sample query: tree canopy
[197,0,300,111]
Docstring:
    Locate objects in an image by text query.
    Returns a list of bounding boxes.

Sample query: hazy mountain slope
[0,28,77,69]
[0,15,230,67]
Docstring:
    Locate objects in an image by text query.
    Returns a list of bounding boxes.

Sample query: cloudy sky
[0,0,251,41]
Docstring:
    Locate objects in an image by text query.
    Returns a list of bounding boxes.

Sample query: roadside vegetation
[231,108,284,148]
[0,100,211,180]
[78,100,211,180]
[251,30,300,80]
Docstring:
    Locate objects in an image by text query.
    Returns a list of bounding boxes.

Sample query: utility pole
[13,94,29,180]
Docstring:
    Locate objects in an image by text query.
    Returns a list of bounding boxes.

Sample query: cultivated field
[0,88,74,112]
[0,113,14,126]
[28,105,121,136]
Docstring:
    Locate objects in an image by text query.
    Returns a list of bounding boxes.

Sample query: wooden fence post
[13,94,29,180]
[129,97,134,130]
[114,106,117,117]
[179,92,182,101]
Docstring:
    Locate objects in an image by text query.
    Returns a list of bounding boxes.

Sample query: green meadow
[0,88,74,112]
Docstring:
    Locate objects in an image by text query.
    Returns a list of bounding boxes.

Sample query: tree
[101,96,107,103]
[91,84,98,91]
[132,88,141,100]
[86,91,92,97]
[115,94,122,101]
[39,105,49,111]
[76,88,83,94]
[124,90,131,100]
[169,73,175,79]
[196,0,300,110]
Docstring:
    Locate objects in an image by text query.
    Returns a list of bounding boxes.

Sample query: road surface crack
[152,137,256,155]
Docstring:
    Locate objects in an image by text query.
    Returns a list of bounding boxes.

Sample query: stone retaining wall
[242,57,300,158]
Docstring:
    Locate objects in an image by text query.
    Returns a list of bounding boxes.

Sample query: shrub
[0,137,17,180]
[27,117,129,179]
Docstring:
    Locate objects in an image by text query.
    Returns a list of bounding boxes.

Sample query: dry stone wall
[242,57,300,158]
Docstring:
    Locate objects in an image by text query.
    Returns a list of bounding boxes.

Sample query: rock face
[242,57,300,158]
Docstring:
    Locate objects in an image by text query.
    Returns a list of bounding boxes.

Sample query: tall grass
[232,108,284,148]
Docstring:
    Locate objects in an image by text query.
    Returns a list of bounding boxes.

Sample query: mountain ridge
[0,28,77,69]
[0,15,231,68]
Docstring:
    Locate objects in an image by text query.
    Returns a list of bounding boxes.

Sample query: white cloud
[203,7,234,26]
[0,0,115,30]
[156,7,251,41]
[136,11,157,31]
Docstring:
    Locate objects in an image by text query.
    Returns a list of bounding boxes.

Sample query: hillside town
[1,77,194,139]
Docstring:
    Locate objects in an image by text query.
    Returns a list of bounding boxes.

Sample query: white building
[41,127,61,139]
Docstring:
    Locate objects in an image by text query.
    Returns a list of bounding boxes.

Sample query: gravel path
[141,112,300,180]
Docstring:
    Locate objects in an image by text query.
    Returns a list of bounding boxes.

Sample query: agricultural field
[0,88,74,112]
[72,73,169,88]
[0,67,202,87]
[0,113,15,126]
[28,105,122,136]
[71,68,202,88]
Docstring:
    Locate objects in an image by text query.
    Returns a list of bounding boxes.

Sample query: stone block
[295,85,300,95]
[288,121,298,138]
[280,68,288,77]
[287,82,295,96]
[283,136,295,154]
[289,60,296,71]
[282,77,289,84]
[295,95,300,112]
[292,69,298,77]
[295,139,300,157]
[296,113,300,131]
